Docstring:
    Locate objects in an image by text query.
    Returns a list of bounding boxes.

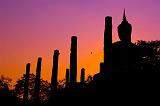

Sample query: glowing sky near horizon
[0,0,160,83]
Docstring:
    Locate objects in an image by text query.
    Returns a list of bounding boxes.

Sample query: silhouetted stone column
[70,36,77,84]
[23,63,30,104]
[100,62,104,74]
[65,68,69,88]
[80,68,85,84]
[104,16,112,77]
[51,50,60,95]
[34,57,42,103]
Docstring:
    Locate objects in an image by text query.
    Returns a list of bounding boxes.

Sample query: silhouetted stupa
[112,10,141,76]
[94,10,141,82]
[118,9,132,43]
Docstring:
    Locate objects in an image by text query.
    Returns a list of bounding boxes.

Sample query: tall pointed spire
[123,9,127,22]
[118,9,132,43]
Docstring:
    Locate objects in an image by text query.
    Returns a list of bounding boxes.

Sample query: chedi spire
[118,9,132,43]
[123,9,127,22]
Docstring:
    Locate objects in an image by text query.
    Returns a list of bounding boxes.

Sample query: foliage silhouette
[0,75,18,105]
[14,73,51,103]
[0,75,12,90]
[136,40,160,72]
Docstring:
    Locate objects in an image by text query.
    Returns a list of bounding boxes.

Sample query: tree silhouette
[57,78,65,89]
[85,75,93,84]
[0,75,17,105]
[14,73,51,103]
[0,75,12,90]
[136,40,160,72]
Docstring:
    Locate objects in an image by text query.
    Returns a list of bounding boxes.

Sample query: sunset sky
[0,0,160,84]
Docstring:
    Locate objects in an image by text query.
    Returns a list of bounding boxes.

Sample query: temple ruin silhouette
[2,10,160,106]
[118,9,132,43]
[51,50,59,97]
[70,36,77,84]
[33,57,42,104]
[23,63,30,104]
